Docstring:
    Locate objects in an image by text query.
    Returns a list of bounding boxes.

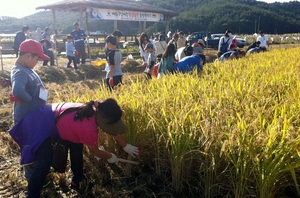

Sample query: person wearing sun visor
[9,98,139,197]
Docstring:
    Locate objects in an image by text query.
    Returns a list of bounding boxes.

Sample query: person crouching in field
[218,50,246,61]
[192,40,206,66]
[173,53,203,74]
[9,98,139,197]
[105,35,123,91]
[246,41,260,52]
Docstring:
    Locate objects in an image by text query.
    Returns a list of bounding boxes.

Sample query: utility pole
[257,16,260,32]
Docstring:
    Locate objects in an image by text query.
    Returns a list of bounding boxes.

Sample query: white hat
[197,39,205,46]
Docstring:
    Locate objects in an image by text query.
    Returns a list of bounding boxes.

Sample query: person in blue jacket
[71,22,87,65]
[219,50,246,61]
[13,25,29,57]
[173,54,203,73]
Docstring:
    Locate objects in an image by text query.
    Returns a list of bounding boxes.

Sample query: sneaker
[75,69,80,72]
[144,67,150,74]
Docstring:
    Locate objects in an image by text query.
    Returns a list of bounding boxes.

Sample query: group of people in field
[9,24,138,197]
[137,31,206,80]
[136,29,270,80]
[9,23,272,197]
[13,22,88,70]
[216,29,270,62]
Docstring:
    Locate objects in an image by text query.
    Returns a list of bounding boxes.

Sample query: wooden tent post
[0,46,4,72]
[0,43,3,72]
[52,9,58,66]
[113,20,118,30]
[143,21,146,32]
[165,17,170,35]
[85,10,91,64]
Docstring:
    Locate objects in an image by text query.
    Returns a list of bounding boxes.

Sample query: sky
[0,0,298,18]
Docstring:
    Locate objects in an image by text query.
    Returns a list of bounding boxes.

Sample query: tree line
[0,0,299,35]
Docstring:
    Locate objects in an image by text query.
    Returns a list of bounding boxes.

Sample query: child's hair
[66,34,73,40]
[172,33,179,40]
[40,39,47,44]
[237,50,246,58]
[112,30,122,37]
[184,45,193,56]
[55,102,94,123]
[158,34,165,41]
[144,43,154,51]
[139,32,149,49]
[162,43,176,59]
[22,26,29,32]
[55,98,121,124]
[105,35,117,45]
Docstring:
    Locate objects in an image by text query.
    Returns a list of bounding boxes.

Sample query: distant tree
[0,0,300,34]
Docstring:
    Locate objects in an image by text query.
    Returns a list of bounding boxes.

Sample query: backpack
[219,38,230,54]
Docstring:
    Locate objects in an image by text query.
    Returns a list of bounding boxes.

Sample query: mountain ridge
[0,0,299,34]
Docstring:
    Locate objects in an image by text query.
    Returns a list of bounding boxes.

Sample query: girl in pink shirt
[9,98,139,197]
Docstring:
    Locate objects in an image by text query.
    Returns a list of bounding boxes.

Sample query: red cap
[19,39,50,61]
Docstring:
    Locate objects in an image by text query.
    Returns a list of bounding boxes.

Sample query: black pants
[62,141,84,184]
[14,48,19,58]
[105,75,122,92]
[43,51,55,66]
[75,45,86,64]
[67,55,78,69]
[27,138,53,198]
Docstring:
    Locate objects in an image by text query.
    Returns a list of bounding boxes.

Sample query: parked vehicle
[188,32,219,49]
[211,33,223,40]
[187,32,247,49]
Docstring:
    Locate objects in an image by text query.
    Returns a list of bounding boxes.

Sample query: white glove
[123,144,139,158]
[94,156,101,161]
[107,153,118,164]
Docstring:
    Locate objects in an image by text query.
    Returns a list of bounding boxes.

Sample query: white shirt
[139,40,157,62]
[175,47,186,61]
[154,40,167,55]
[257,35,269,48]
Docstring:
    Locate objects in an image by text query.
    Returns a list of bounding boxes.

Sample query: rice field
[62,47,300,197]
[1,46,300,197]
